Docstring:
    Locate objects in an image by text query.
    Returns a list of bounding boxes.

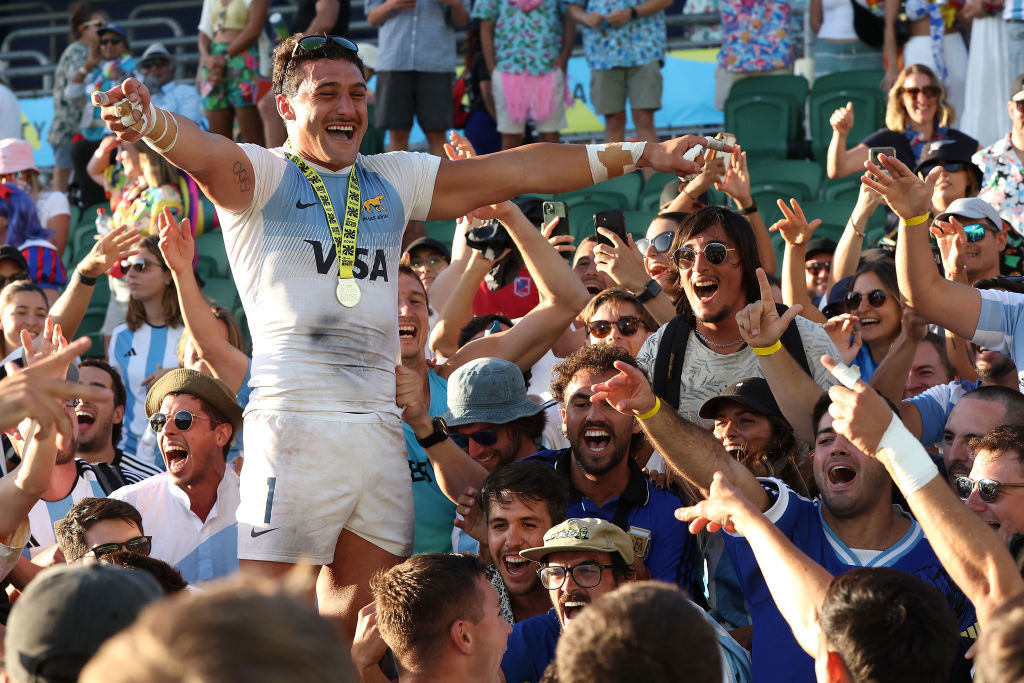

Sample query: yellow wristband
[634,397,661,420]
[752,340,782,356]
[901,213,931,227]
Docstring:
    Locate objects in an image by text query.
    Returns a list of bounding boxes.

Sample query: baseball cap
[439,357,545,427]
[139,42,173,67]
[97,23,128,43]
[4,564,161,683]
[145,367,243,435]
[404,236,451,262]
[914,138,982,187]
[0,243,30,272]
[936,197,1004,232]
[520,518,634,565]
[821,275,854,319]
[805,237,837,260]
[0,138,39,176]
[1011,73,1024,100]
[698,377,783,420]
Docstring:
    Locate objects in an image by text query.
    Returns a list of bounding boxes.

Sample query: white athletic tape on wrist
[875,413,939,496]
[586,142,645,184]
[828,360,862,389]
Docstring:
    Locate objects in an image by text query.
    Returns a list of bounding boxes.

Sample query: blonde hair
[885,64,956,133]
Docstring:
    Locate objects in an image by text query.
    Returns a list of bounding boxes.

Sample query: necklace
[694,327,746,349]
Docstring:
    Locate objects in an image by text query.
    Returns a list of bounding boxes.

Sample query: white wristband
[875,413,939,496]
[586,142,645,184]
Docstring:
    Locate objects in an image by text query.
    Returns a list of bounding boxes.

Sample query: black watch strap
[416,417,450,449]
[739,201,759,216]
[636,278,662,303]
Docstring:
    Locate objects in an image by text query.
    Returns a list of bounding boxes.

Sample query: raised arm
[829,183,883,285]
[676,471,833,655]
[590,360,771,508]
[825,357,1024,626]
[825,102,869,179]
[94,78,254,213]
[717,145,777,274]
[862,155,982,339]
[429,249,494,360]
[773,198,827,323]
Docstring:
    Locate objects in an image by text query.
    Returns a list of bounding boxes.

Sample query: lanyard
[284,149,362,306]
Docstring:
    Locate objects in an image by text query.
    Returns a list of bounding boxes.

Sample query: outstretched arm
[773,198,826,323]
[676,471,833,655]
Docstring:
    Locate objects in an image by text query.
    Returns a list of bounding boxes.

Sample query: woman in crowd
[107,235,183,473]
[0,184,66,304]
[883,0,967,114]
[581,288,657,359]
[111,142,184,237]
[47,1,105,192]
[85,135,144,211]
[844,259,904,380]
[809,0,883,78]
[0,139,72,254]
[827,64,977,179]
[0,280,48,360]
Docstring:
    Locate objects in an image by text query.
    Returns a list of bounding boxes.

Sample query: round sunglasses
[845,289,887,310]
[588,316,644,338]
[671,242,735,270]
[85,535,153,559]
[450,429,499,449]
[149,410,221,433]
[955,476,1024,503]
[636,230,675,255]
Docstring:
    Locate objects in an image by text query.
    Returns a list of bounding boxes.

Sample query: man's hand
[580,10,604,27]
[823,314,862,366]
[930,216,968,279]
[453,486,488,545]
[396,364,430,433]
[78,225,141,279]
[593,229,650,291]
[605,8,632,25]
[542,217,575,259]
[351,603,390,683]
[157,207,196,275]
[639,135,727,178]
[829,101,854,136]
[590,360,657,416]
[674,471,760,535]
[770,198,822,247]
[735,267,802,348]
[715,144,752,206]
[687,149,726,196]
[822,355,895,455]
[445,131,477,161]
[861,154,939,221]
[93,78,153,142]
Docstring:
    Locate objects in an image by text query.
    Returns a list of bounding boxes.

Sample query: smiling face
[587,300,651,359]
[805,254,832,298]
[971,343,1017,381]
[643,218,681,297]
[398,271,429,362]
[849,272,901,348]
[965,449,1024,543]
[76,365,123,454]
[813,412,892,520]
[279,58,367,171]
[125,248,171,304]
[561,368,639,479]
[572,240,613,295]
[900,71,939,127]
[678,223,746,325]
[546,550,620,629]
[487,497,553,597]
[406,246,448,292]
[157,393,230,491]
[98,31,126,60]
[951,216,1005,281]
[903,339,953,399]
[80,518,142,565]
[712,400,774,462]
[942,397,1007,484]
[452,422,520,474]
[1,288,47,351]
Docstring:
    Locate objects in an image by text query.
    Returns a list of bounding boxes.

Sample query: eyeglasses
[149,410,220,433]
[955,476,1024,503]
[805,261,832,275]
[902,85,940,99]
[962,223,993,243]
[410,256,445,269]
[120,258,162,273]
[588,316,644,338]
[636,231,675,255]
[919,161,967,179]
[99,38,123,46]
[450,429,500,449]
[845,289,887,310]
[85,535,153,559]
[0,272,29,288]
[671,242,735,270]
[538,561,615,590]
[142,59,170,69]
[287,35,359,70]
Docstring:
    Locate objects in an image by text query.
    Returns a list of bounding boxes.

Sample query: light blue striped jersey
[24,460,106,558]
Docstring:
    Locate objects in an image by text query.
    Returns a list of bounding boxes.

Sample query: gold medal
[336,278,361,307]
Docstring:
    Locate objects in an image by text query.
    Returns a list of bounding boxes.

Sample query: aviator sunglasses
[955,476,1024,503]
[588,316,644,338]
[636,231,675,255]
[845,289,887,310]
[450,429,500,449]
[902,85,940,99]
[85,535,153,559]
[671,242,735,270]
[149,410,221,433]
[288,35,359,69]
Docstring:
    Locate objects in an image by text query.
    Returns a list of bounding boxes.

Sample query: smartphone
[708,132,736,162]
[868,147,896,177]
[594,209,627,247]
[542,201,572,260]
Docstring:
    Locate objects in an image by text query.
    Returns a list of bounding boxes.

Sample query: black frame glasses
[902,85,940,99]
[588,316,644,338]
[671,242,735,270]
[955,476,1024,503]
[287,35,359,69]
[85,535,153,559]
[538,561,615,590]
[450,429,499,449]
[149,410,220,433]
[805,261,832,275]
[845,288,887,310]
[636,230,675,255]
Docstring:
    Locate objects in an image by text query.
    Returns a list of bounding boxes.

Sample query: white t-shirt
[35,190,71,230]
[217,145,439,414]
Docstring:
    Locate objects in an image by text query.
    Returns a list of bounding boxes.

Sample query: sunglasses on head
[636,230,675,255]
[149,410,220,433]
[0,272,29,288]
[806,261,832,275]
[99,38,123,46]
[845,289,887,309]
[450,429,499,449]
[85,535,153,559]
[81,19,105,29]
[955,476,1024,503]
[288,35,359,69]
[671,242,735,270]
[588,316,644,338]
[902,85,940,99]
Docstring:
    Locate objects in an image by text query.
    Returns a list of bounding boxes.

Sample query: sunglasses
[671,242,735,270]
[538,561,615,590]
[902,85,940,99]
[845,289,887,309]
[0,272,29,288]
[962,223,993,243]
[288,35,359,69]
[919,161,968,180]
[450,429,499,449]
[955,476,1024,503]
[149,410,221,433]
[121,258,162,273]
[99,38,123,46]
[588,316,644,338]
[410,256,445,269]
[636,231,675,255]
[805,261,832,275]
[85,535,153,559]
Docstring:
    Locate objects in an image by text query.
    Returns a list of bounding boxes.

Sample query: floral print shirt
[47,41,90,148]
[472,0,565,75]
[563,0,667,70]
[718,0,793,73]
[975,135,1024,238]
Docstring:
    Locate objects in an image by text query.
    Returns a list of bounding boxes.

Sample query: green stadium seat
[559,189,629,212]
[725,93,794,160]
[194,232,231,279]
[812,70,886,95]
[798,200,884,235]
[821,175,863,203]
[729,74,809,140]
[78,310,107,337]
[748,160,824,200]
[80,333,107,359]
[588,172,644,209]
[751,184,812,227]
[638,172,679,212]
[623,210,655,240]
[809,87,885,163]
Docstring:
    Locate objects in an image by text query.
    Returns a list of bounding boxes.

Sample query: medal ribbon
[284,150,360,281]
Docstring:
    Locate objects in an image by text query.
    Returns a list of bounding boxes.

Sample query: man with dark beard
[527,344,701,598]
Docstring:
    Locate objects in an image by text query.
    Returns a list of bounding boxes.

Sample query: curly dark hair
[550,344,639,405]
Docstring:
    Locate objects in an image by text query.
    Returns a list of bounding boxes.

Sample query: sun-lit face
[572,240,612,295]
[678,224,746,325]
[398,271,429,362]
[587,299,651,358]
[643,217,680,297]
[964,449,1024,543]
[487,497,554,597]
[932,167,971,211]
[98,31,126,60]
[80,519,142,564]
[279,58,368,171]
[900,72,939,127]
[849,272,901,348]
[546,550,621,629]
[903,339,953,399]
[813,412,892,520]
[804,254,831,298]
[452,422,521,474]
[561,369,639,478]
[942,397,1007,484]
[157,393,230,490]
[473,576,513,674]
[406,247,448,292]
[712,400,775,462]
[124,249,171,303]
[76,365,123,454]
[949,216,1005,281]
[1,288,48,351]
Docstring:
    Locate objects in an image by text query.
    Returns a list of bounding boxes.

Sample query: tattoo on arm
[233,160,251,193]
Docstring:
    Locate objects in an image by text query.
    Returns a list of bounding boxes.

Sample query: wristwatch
[636,278,662,303]
[630,6,639,18]
[416,417,450,449]
[739,201,759,216]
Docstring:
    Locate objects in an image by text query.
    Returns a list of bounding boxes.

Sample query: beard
[976,355,1016,381]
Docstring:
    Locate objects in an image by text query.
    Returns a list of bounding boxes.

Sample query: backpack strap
[651,315,691,410]
[92,462,128,495]
[775,303,811,376]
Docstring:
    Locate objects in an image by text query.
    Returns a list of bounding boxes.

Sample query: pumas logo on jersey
[304,240,390,281]
[628,526,651,560]
[362,194,386,214]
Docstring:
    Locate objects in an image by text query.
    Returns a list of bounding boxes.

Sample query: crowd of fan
[0,0,1024,680]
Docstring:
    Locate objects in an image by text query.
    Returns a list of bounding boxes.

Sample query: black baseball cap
[0,244,29,272]
[914,138,983,188]
[699,377,783,420]
[403,237,451,262]
[805,238,837,260]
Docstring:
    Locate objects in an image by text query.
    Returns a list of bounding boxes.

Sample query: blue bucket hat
[439,357,545,427]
